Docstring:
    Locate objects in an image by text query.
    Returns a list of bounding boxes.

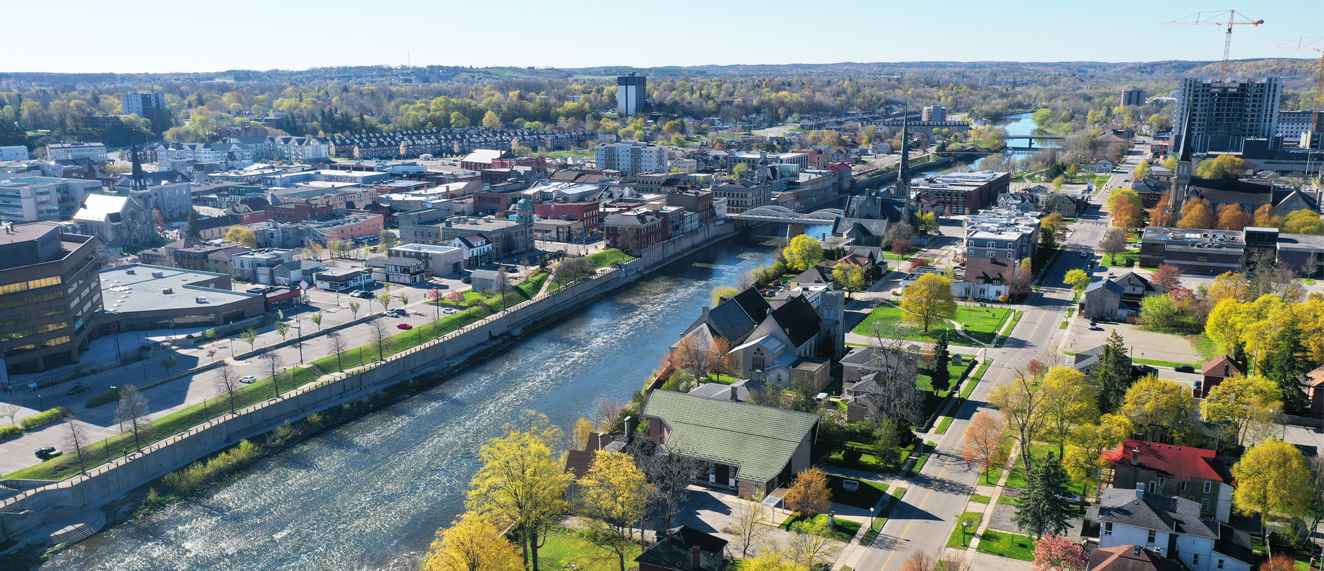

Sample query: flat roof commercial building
[98,265,264,332]
[0,223,102,374]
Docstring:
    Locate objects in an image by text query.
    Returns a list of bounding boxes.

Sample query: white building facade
[594,142,668,175]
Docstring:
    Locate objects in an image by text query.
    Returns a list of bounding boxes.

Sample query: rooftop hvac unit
[196,297,208,303]
[151,271,165,278]
[162,287,174,294]
[126,269,136,275]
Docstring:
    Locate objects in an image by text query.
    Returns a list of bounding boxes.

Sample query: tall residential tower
[1171,78,1280,154]
[617,74,647,117]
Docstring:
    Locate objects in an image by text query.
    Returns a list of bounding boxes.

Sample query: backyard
[539,526,642,571]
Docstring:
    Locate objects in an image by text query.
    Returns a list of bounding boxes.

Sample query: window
[1218,560,1224,569]
[1103,522,1112,535]
[1147,481,1156,493]
[986,241,995,248]
[1180,482,1188,491]
[1203,481,1212,494]
[1193,555,1199,565]
[1202,499,1210,512]
[752,348,765,371]
[1147,530,1156,543]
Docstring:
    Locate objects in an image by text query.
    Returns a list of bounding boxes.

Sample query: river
[40,240,777,571]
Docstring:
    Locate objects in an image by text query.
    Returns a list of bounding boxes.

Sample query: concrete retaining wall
[0,221,745,542]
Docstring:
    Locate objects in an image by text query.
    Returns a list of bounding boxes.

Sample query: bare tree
[62,415,91,474]
[553,257,594,285]
[115,384,152,452]
[592,399,626,433]
[213,365,241,415]
[861,321,925,427]
[260,352,284,398]
[1007,259,1034,299]
[787,525,840,568]
[629,438,702,536]
[729,490,770,558]
[327,331,348,371]
[494,271,511,310]
[0,402,20,426]
[1100,229,1128,265]
[674,336,711,379]
[369,319,390,362]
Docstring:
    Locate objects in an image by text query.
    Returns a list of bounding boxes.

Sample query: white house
[1091,487,1252,571]
[449,234,492,267]
[1092,159,1116,173]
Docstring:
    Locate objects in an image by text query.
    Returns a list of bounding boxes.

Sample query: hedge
[20,407,70,430]
[85,388,120,409]
[0,424,21,440]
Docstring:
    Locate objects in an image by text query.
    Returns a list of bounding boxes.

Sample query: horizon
[3,0,1320,74]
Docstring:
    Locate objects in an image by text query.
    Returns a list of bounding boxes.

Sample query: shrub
[85,388,121,409]
[20,407,70,430]
[0,424,22,440]
[163,439,258,494]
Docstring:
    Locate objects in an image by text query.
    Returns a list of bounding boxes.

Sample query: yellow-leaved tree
[1039,366,1098,459]
[783,235,824,271]
[1202,375,1281,448]
[1118,376,1198,445]
[420,512,524,571]
[1064,414,1132,489]
[832,262,866,298]
[466,411,568,571]
[224,226,257,248]
[901,273,957,332]
[1063,269,1091,298]
[783,467,832,516]
[578,450,653,571]
[1233,439,1314,544]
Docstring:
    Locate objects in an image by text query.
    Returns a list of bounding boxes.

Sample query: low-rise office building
[1138,228,1246,276]
[98,265,265,332]
[914,171,1010,216]
[0,176,101,223]
[0,223,102,374]
[46,142,107,161]
[388,244,465,276]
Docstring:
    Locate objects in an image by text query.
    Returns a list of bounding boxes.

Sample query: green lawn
[882,251,913,261]
[548,249,635,289]
[1102,250,1139,268]
[539,527,641,571]
[916,362,970,394]
[785,513,859,542]
[827,474,888,509]
[1131,357,1199,369]
[947,512,984,548]
[978,530,1036,561]
[1001,443,1086,496]
[852,302,1010,346]
[970,495,991,504]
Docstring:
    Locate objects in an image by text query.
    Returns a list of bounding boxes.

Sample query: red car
[396,323,413,330]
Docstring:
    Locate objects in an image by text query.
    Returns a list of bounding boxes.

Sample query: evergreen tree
[1012,453,1073,538]
[1091,330,1132,413]
[1266,320,1310,416]
[930,331,952,393]
[184,208,201,239]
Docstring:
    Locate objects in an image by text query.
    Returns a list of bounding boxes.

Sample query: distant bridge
[1003,135,1065,140]
[728,206,845,225]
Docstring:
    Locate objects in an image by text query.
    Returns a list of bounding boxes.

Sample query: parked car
[239,375,258,384]
[68,382,89,395]
[397,323,413,330]
[386,310,404,318]
[246,287,267,294]
[461,277,471,284]
[35,446,61,460]
[1174,365,1196,373]
[505,266,518,273]
[442,308,458,315]
[1080,251,1088,258]
[350,290,373,299]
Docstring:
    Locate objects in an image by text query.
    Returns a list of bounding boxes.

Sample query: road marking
[877,458,952,571]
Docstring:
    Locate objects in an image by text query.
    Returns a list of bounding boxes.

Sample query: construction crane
[1161,10,1265,83]
[1270,37,1324,137]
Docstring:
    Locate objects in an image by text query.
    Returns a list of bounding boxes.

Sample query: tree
[62,415,91,474]
[783,467,831,516]
[450,112,471,128]
[1195,155,1246,179]
[554,257,595,285]
[116,384,151,452]
[158,354,178,379]
[1063,270,1090,298]
[327,331,348,372]
[1215,203,1249,231]
[784,235,823,271]
[710,285,740,307]
[832,262,866,298]
[304,242,324,261]
[1133,160,1152,180]
[241,328,258,352]
[1265,319,1311,416]
[1163,156,1178,170]
[1138,294,1185,331]
[185,208,201,238]
[466,412,567,571]
[930,331,952,393]
[1063,414,1133,489]
[420,512,524,571]
[1233,439,1314,545]
[580,450,652,571]
[1032,535,1088,571]
[634,441,699,536]
[901,273,957,332]
[224,226,258,248]
[482,110,502,129]
[275,321,291,343]
[369,319,390,361]
[898,549,970,571]
[961,412,1008,484]
[872,417,904,473]
[989,374,1047,474]
[740,550,807,571]
[1177,198,1214,229]
[348,301,361,320]
[673,337,711,383]
[1040,367,1098,458]
[1112,203,1144,229]
[786,521,840,568]
[214,365,241,414]
[377,292,393,313]
[1100,229,1128,265]
[1150,265,1182,292]
[1282,210,1324,235]
[1203,375,1282,447]
[1252,204,1281,228]
[1091,331,1132,413]
[311,313,323,331]
[1119,376,1197,444]
[1013,453,1073,538]
[0,402,19,426]
[1008,258,1035,299]
[730,491,770,559]
[732,162,750,178]
[705,338,734,381]
[1262,557,1298,571]
[260,351,285,397]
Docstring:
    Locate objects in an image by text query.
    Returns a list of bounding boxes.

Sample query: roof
[642,391,819,484]
[1202,355,1243,377]
[100,264,259,314]
[1309,364,1324,388]
[470,269,501,280]
[1102,440,1235,485]
[1091,488,1219,539]
[634,527,729,571]
[703,287,772,343]
[963,255,1013,283]
[769,294,822,349]
[1088,546,1185,571]
[789,264,834,285]
[1085,279,1124,296]
[73,193,132,221]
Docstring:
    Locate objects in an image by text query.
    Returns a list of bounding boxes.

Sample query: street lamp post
[297,320,304,363]
[963,520,972,546]
[869,507,875,532]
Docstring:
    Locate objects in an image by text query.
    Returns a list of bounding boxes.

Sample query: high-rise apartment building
[120,92,167,117]
[1172,78,1280,154]
[921,105,946,122]
[617,74,647,117]
[594,141,668,174]
[1120,89,1147,106]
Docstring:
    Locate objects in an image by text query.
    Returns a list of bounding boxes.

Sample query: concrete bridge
[1003,134,1065,140]
[727,206,845,224]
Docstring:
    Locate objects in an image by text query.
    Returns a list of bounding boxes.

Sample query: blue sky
[4,0,1322,74]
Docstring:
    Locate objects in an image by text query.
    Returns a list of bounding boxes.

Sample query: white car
[442,308,458,314]
[239,375,258,384]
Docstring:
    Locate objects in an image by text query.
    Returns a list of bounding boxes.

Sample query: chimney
[701,305,710,321]
[692,545,702,571]
[623,416,635,436]
[1133,546,1142,556]
[596,433,606,451]
[1131,448,1139,466]
[666,529,674,543]
[1135,483,1146,498]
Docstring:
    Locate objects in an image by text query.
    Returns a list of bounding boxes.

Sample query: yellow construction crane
[1161,10,1265,83]
[1270,37,1324,136]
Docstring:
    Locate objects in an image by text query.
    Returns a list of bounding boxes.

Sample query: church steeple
[1171,104,1195,213]
[898,109,911,212]
[129,145,146,191]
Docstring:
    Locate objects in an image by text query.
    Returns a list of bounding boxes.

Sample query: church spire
[129,145,146,191]
[898,108,911,212]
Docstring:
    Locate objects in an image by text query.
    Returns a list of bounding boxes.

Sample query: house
[1088,487,1252,571]
[272,259,324,287]
[367,256,426,285]
[843,348,924,422]
[449,234,492,267]
[72,193,156,250]
[687,378,764,402]
[1102,440,1236,522]
[787,264,835,289]
[313,267,372,291]
[1307,364,1324,416]
[1088,545,1186,571]
[1198,356,1243,398]
[1092,159,1116,173]
[642,390,820,497]
[1083,280,1130,320]
[1073,345,1157,380]
[635,527,729,571]
[674,288,774,351]
[470,268,503,295]
[727,295,834,390]
[959,255,1014,301]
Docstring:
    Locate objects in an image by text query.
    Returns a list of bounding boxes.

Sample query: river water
[40,241,776,571]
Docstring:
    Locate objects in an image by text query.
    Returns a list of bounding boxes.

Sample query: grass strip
[947,512,984,548]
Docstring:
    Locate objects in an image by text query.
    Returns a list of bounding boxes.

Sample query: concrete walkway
[965,443,1020,553]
